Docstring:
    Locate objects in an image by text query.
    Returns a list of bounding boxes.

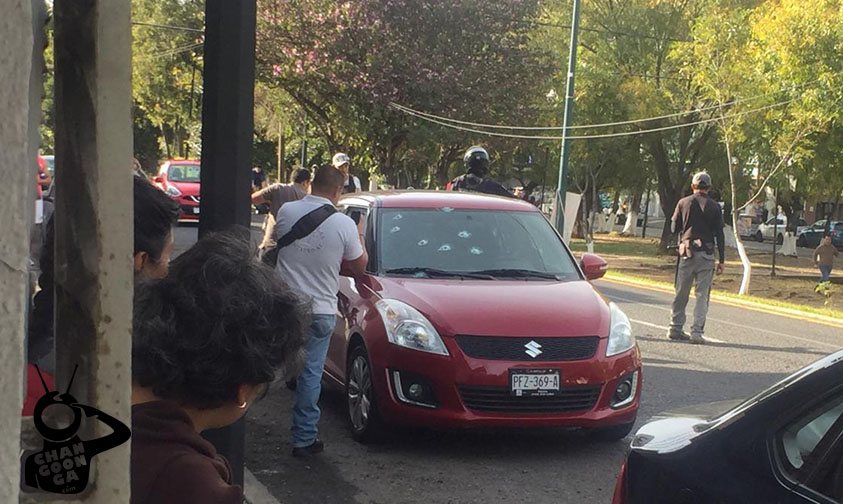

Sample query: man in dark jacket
[668,172,725,344]
[448,146,516,198]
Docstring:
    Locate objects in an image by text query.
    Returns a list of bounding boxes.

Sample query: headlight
[375,299,449,355]
[606,302,635,357]
[165,185,182,197]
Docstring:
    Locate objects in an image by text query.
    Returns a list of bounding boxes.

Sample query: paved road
[170,224,842,504]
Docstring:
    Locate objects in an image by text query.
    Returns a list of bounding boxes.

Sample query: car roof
[340,190,539,212]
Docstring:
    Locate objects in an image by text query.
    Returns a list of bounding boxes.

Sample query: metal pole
[642,186,651,238]
[300,120,307,169]
[541,147,549,211]
[772,189,777,277]
[198,0,257,486]
[554,0,582,233]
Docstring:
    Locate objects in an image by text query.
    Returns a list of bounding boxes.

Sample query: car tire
[797,236,806,247]
[346,345,385,443]
[776,233,784,245]
[755,231,763,242]
[593,420,636,442]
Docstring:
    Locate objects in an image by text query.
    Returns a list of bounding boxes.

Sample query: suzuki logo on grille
[524,340,543,358]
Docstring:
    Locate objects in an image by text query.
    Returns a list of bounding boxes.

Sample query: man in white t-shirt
[332,152,362,194]
[275,165,368,457]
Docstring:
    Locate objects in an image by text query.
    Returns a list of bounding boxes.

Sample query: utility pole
[198,0,256,487]
[554,0,582,234]
[772,188,778,277]
[300,119,307,169]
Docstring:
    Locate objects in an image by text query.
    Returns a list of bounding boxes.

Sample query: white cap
[332,153,350,168]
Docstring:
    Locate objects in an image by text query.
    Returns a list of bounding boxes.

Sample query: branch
[736,131,804,213]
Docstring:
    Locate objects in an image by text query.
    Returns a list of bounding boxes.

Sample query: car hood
[169,181,200,196]
[372,277,611,338]
[631,399,743,454]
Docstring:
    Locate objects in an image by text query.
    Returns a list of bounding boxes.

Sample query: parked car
[755,215,807,244]
[327,191,642,442]
[797,220,843,249]
[153,160,200,221]
[737,213,762,238]
[612,349,843,504]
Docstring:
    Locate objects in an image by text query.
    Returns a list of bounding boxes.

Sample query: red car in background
[153,160,201,221]
[326,191,642,443]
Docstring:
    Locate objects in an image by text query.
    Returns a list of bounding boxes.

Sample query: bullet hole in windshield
[418,239,429,247]
[392,214,403,220]
[470,247,484,255]
[438,244,452,252]
[390,226,401,234]
[439,207,454,213]
[458,231,471,239]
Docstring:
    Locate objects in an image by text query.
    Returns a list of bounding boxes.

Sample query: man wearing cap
[668,172,725,344]
[332,153,362,194]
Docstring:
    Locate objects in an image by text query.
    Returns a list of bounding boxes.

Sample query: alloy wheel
[348,355,372,432]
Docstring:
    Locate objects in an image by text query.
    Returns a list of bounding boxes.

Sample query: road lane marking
[612,293,840,350]
[602,276,843,329]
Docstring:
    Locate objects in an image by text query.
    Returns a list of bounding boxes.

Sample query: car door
[325,204,371,384]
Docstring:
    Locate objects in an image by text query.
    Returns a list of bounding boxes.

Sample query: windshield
[167,164,200,183]
[377,208,581,280]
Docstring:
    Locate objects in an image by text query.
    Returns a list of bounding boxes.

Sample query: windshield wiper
[385,267,494,280]
[469,268,562,280]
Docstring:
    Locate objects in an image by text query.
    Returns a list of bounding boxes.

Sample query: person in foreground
[131,231,308,504]
[275,165,368,457]
[668,171,725,345]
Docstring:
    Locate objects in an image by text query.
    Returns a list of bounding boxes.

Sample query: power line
[132,21,203,33]
[390,78,828,132]
[391,97,800,141]
[136,42,203,60]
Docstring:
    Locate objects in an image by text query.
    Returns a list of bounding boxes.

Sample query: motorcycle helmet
[463,146,490,176]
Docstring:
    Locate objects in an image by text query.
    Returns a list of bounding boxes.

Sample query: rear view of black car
[613,350,843,504]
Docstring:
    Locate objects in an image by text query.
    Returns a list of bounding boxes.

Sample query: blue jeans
[292,314,336,448]
[819,265,832,283]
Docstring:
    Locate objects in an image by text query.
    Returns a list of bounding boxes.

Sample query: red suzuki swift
[327,191,642,442]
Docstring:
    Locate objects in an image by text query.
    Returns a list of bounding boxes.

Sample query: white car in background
[755,216,807,244]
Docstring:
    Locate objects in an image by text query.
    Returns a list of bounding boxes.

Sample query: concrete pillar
[0,0,34,500]
[33,0,133,501]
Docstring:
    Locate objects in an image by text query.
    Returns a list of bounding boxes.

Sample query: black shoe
[285,379,297,391]
[667,330,691,341]
[292,439,324,458]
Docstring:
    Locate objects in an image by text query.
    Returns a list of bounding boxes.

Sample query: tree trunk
[724,132,751,295]
[622,190,643,236]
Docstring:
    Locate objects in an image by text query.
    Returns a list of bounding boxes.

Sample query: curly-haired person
[131,230,309,504]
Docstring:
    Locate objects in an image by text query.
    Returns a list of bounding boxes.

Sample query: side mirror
[580,253,608,281]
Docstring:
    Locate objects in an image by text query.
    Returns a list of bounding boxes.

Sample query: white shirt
[275,195,364,314]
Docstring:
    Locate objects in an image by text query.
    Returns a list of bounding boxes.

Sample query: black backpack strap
[276,204,337,249]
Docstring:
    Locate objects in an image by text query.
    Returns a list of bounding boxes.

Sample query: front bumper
[368,335,642,429]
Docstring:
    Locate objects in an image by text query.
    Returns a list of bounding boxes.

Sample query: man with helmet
[447,146,516,198]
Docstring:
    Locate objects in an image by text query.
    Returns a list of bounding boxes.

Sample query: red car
[326,191,642,442]
[153,160,201,221]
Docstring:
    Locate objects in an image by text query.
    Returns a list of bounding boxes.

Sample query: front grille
[455,335,599,361]
[458,385,601,414]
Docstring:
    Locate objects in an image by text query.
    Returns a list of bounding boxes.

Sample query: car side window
[778,393,843,501]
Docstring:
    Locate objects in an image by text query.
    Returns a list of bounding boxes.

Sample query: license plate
[510,369,560,397]
[192,207,200,214]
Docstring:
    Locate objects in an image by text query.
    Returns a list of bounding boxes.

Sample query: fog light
[408,383,424,399]
[611,370,639,409]
[615,381,632,401]
[391,370,439,409]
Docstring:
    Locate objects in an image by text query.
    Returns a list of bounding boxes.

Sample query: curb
[602,273,843,329]
[244,467,281,504]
